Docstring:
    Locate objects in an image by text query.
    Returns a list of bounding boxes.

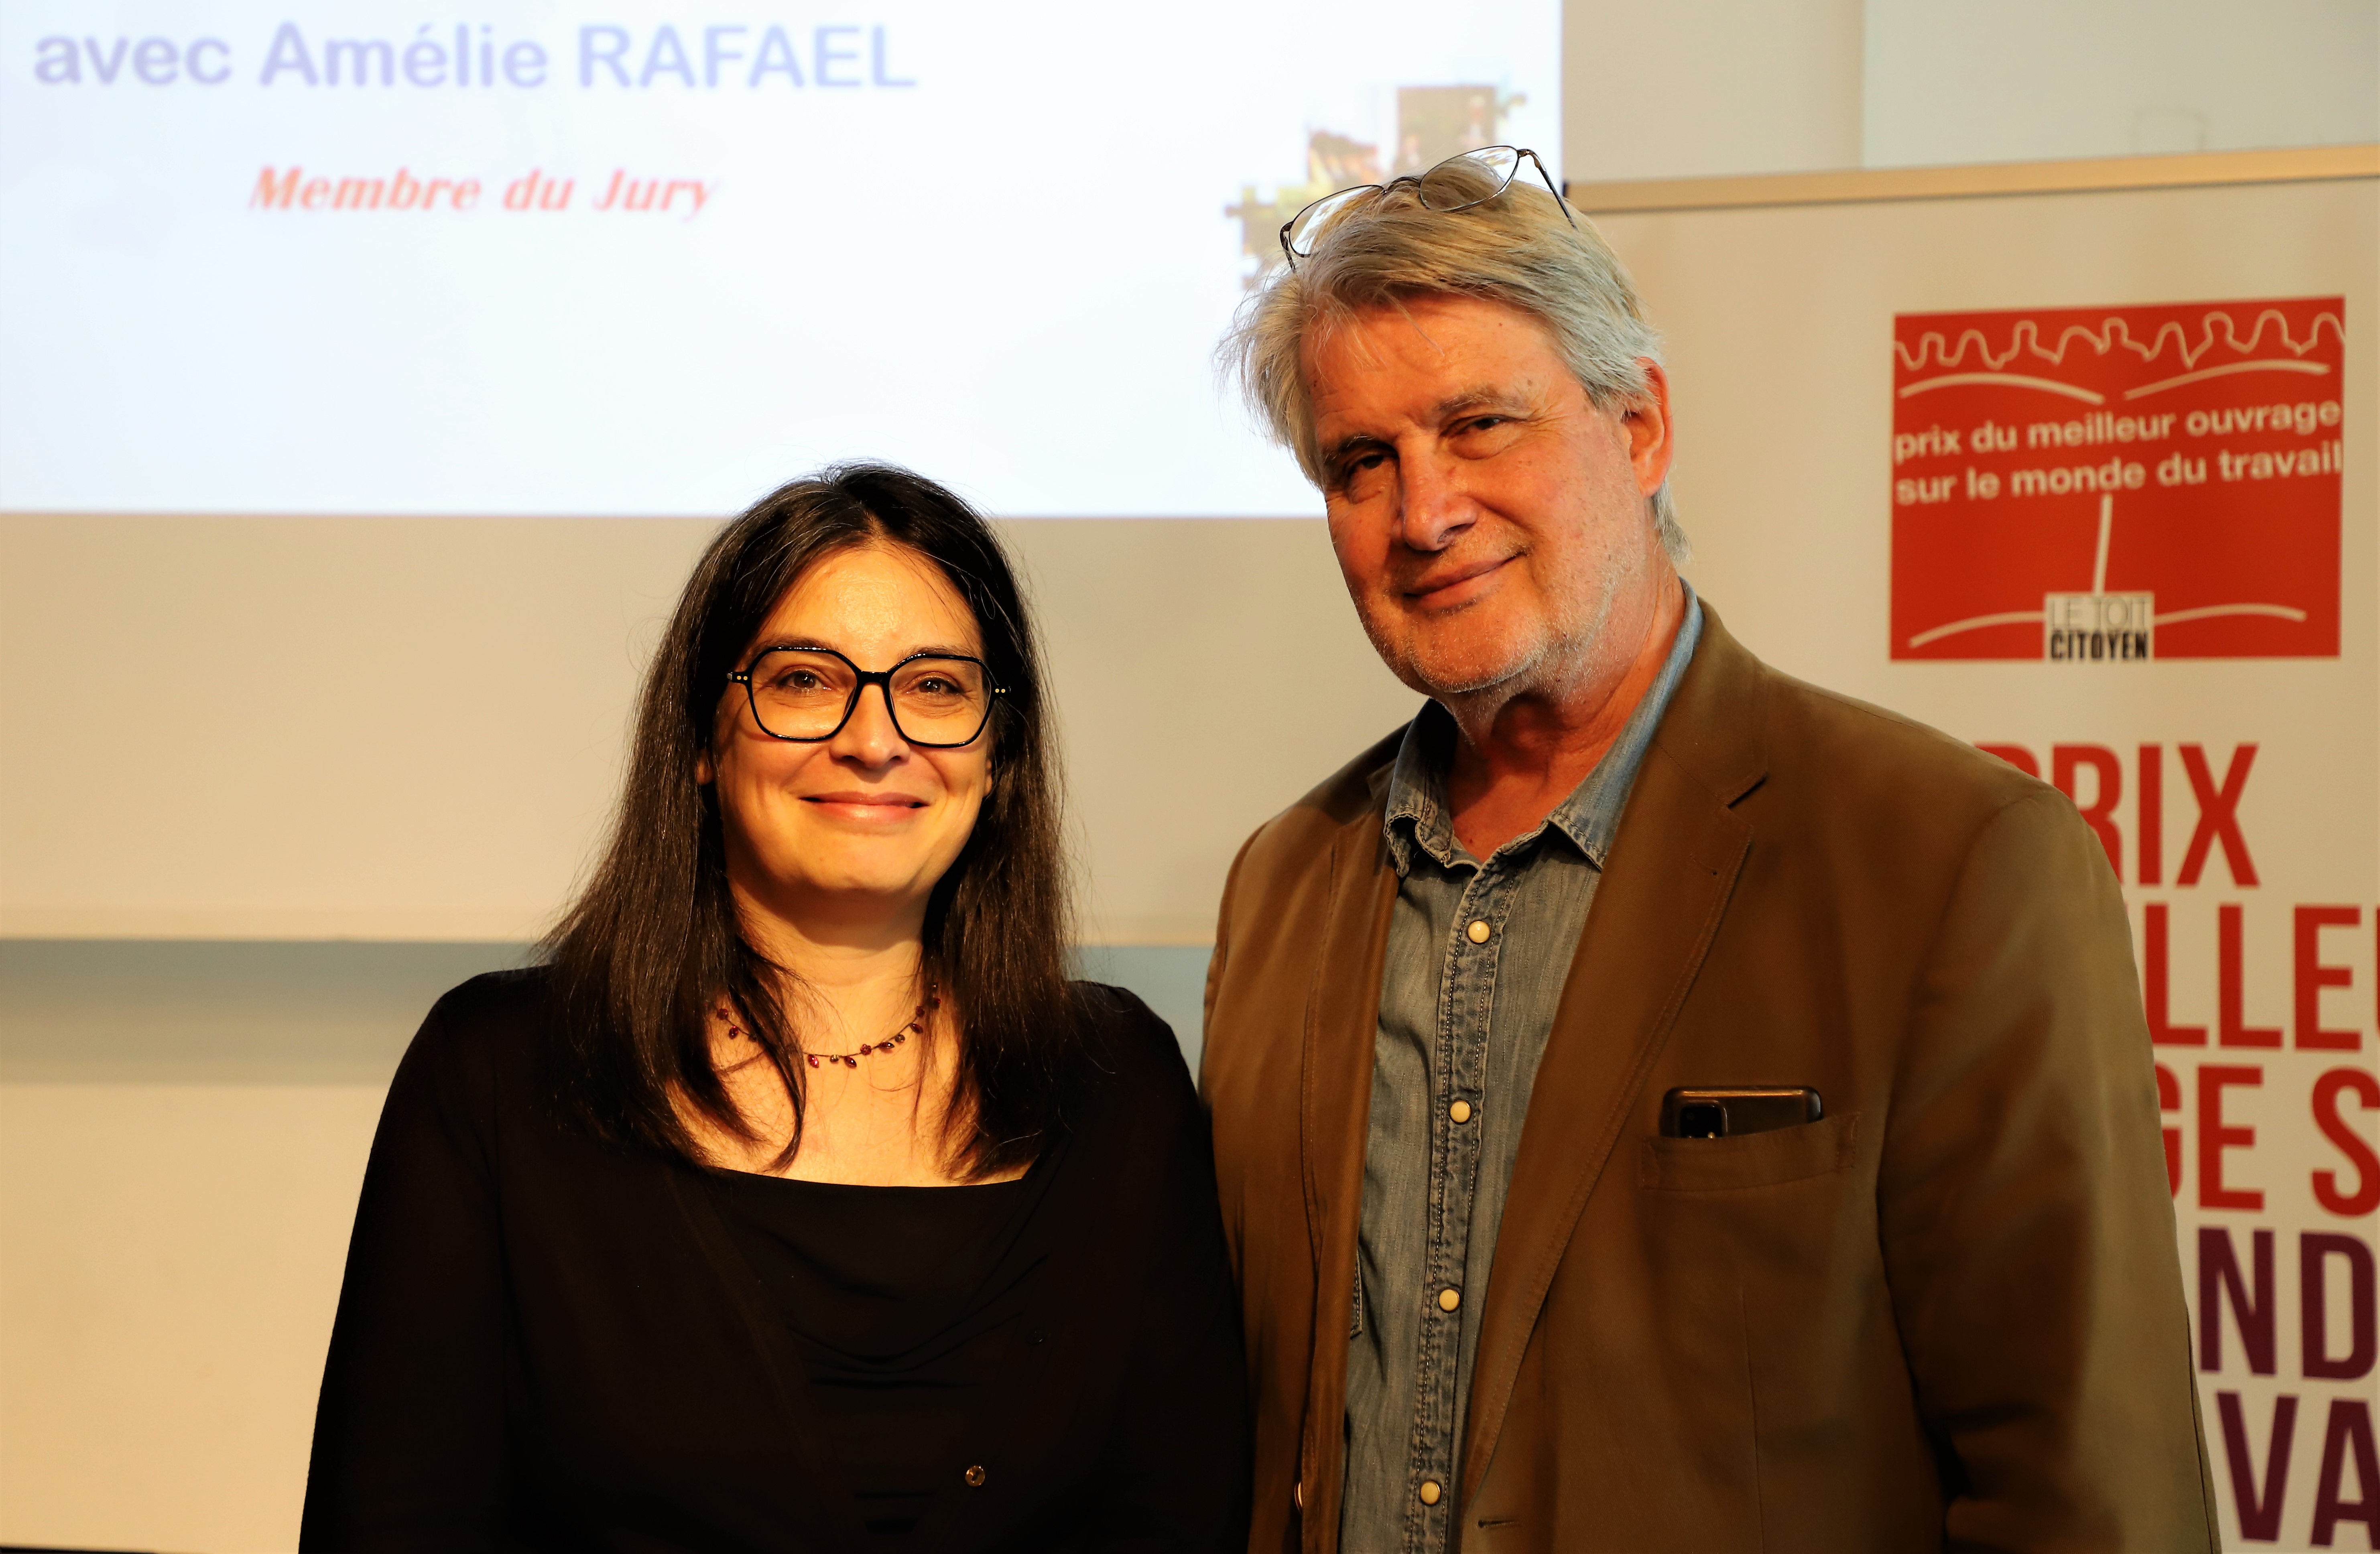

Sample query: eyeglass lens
[1415,145,1521,211]
[745,649,991,746]
[1282,185,1376,258]
[1283,145,1530,258]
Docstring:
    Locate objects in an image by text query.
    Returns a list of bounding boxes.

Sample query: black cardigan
[300,970,1252,1552]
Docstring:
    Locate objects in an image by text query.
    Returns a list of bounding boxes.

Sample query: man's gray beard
[1376,560,1628,708]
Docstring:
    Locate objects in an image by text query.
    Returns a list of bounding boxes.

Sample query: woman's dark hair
[542,463,1077,1178]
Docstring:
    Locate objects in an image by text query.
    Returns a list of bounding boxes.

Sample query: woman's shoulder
[419,963,554,1045]
[427,961,553,1019]
[1065,980,1200,1121]
[1048,984,1220,1223]
[1070,978,1183,1059]
[390,964,557,1100]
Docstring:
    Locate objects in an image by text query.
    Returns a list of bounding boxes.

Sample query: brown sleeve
[1201,827,1259,1095]
[1876,788,2220,1551]
[1201,827,1261,1301]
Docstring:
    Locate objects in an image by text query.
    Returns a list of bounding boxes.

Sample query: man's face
[1304,294,1674,704]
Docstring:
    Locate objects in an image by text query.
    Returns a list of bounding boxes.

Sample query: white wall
[1561,0,2378,189]
[0,516,1416,948]
[1563,0,1864,181]
[1864,0,2380,167]
[0,1085,384,1553]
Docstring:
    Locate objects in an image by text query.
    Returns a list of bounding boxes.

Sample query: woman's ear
[695,750,715,786]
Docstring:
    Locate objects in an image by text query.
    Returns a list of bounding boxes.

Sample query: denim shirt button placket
[1405,862,1505,1549]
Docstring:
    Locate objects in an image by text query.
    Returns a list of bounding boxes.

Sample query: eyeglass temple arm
[1520,148,1577,230]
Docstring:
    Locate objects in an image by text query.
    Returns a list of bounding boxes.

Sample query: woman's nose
[832,681,909,765]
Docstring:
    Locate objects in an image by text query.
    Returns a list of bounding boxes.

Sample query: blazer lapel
[1455,614,1768,1505]
[1297,800,1400,1550]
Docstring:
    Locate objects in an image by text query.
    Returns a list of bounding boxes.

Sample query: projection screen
[0,0,1559,517]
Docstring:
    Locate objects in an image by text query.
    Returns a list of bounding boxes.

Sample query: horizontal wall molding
[1565,143,2380,215]
[0,940,531,1083]
[0,939,1213,1083]
[0,910,555,942]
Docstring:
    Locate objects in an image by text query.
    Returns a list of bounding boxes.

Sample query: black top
[707,1171,1036,1537]
[300,970,1251,1553]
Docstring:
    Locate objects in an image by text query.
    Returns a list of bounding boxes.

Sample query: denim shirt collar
[1383,583,1705,877]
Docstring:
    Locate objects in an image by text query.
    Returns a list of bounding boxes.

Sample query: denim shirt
[1340,588,1703,1554]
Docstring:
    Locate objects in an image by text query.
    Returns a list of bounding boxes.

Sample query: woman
[301,465,1251,1550]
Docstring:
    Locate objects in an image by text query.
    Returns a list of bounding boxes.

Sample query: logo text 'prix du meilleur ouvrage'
[1890,298,2345,662]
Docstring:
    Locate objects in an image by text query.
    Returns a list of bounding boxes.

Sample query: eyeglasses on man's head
[1278,144,1575,270]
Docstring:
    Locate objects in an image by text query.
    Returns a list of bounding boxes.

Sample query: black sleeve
[1081,1001,1255,1552]
[300,992,518,1552]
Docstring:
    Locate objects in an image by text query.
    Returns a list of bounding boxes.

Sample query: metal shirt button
[1419,1479,1443,1505]
[1466,920,1492,943]
[1449,1099,1473,1123]
[963,1464,987,1487]
[1438,1286,1462,1312]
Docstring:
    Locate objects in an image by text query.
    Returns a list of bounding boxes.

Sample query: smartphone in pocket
[1660,1087,1823,1139]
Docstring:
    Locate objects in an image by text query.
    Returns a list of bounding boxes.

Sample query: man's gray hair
[1222,167,1689,562]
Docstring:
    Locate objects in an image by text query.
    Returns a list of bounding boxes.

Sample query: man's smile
[1402,552,1517,610]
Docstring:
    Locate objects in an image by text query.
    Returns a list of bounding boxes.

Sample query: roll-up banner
[1582,153,2377,1550]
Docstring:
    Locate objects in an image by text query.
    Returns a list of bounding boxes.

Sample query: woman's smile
[800,788,932,822]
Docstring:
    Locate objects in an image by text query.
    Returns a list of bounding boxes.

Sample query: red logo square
[1889,298,2344,660]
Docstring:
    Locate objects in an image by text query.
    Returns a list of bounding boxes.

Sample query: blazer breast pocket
[1637,1111,1859,1192]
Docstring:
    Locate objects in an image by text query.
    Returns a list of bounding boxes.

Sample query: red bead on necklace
[718,987,938,1069]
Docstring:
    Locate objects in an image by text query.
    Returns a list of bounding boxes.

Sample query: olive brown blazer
[1200,606,2217,1552]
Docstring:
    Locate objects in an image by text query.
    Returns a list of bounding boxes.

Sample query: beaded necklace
[717,986,937,1069]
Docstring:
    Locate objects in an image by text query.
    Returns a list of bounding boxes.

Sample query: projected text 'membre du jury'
[250,167,714,218]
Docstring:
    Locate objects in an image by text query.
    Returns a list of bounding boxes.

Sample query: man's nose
[1394,449,1474,553]
[831,681,909,766]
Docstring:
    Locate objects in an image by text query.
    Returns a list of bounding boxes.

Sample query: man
[1201,150,2215,1552]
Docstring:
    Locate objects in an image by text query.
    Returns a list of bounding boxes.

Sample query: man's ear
[1624,358,1675,497]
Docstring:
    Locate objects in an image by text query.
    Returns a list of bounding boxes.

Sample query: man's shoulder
[1665,612,2048,831]
[1758,667,2043,813]
[1685,644,2105,905]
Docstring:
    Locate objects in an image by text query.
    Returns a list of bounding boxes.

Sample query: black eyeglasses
[1279,145,1575,269]
[727,647,1003,748]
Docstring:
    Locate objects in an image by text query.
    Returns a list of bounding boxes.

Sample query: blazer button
[1293,1478,1305,1511]
[963,1465,987,1487]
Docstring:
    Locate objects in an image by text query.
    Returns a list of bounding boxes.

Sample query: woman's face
[702,543,994,940]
